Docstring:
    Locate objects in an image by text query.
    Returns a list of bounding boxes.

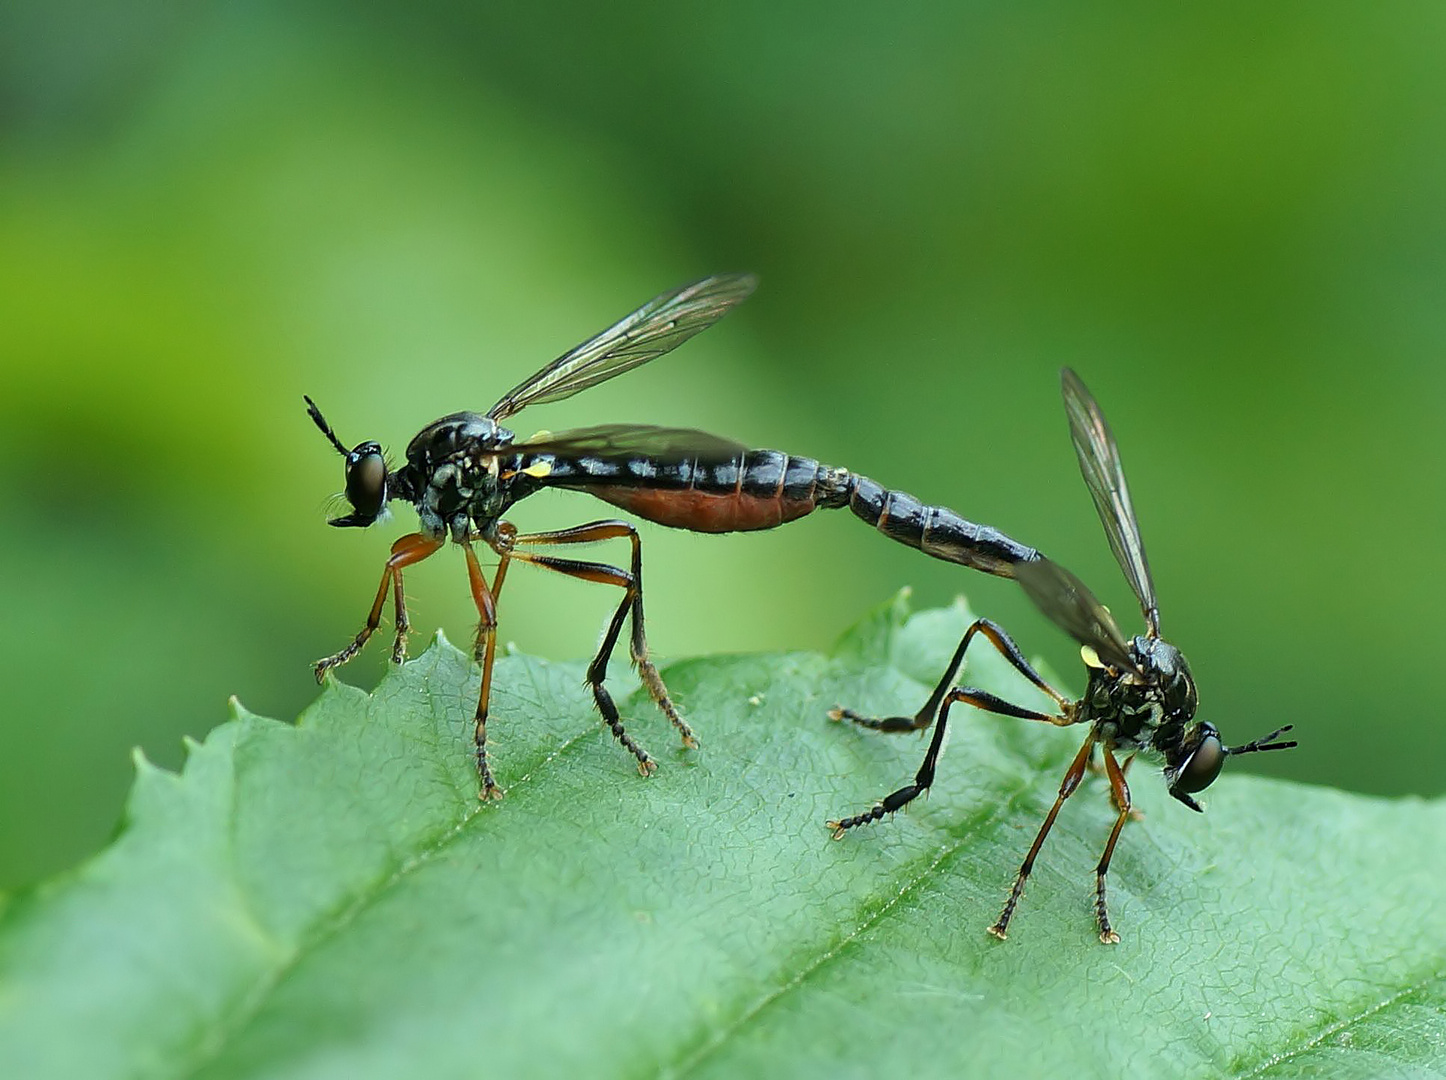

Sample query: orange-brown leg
[513,519,694,748]
[990,731,1097,941]
[1105,752,1143,820]
[315,532,444,681]
[1094,746,1133,944]
[462,540,510,800]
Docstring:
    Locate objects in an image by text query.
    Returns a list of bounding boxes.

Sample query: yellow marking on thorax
[500,459,553,481]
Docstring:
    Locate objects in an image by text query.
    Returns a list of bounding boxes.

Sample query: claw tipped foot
[479,783,505,802]
[1099,929,1120,945]
[987,924,1009,941]
[314,644,359,683]
[637,758,658,778]
[313,656,346,683]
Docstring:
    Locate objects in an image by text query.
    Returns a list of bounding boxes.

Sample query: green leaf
[2,595,1443,1079]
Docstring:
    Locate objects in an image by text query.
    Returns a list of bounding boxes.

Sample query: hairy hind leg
[514,520,694,748]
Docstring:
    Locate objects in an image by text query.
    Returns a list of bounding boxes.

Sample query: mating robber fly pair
[306,274,1294,943]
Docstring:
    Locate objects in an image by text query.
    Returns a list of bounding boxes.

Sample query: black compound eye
[1175,734,1225,794]
[342,444,387,520]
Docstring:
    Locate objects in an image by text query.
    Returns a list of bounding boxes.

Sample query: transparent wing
[1016,558,1139,674]
[486,273,758,423]
[510,423,749,464]
[1060,367,1160,637]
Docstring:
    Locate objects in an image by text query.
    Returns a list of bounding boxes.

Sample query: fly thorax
[1129,635,1200,754]
[1084,667,1161,748]
[404,411,515,537]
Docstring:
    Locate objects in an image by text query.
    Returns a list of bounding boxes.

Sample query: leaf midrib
[1230,969,1446,1079]
[662,774,1041,1079]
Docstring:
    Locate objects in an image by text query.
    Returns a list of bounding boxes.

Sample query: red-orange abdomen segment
[587,485,817,532]
[539,449,848,535]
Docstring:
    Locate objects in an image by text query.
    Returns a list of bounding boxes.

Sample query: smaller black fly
[828,368,1296,943]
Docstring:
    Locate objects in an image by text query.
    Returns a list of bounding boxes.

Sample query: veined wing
[486,274,758,423]
[1016,557,1139,673]
[1060,367,1160,637]
[510,423,749,464]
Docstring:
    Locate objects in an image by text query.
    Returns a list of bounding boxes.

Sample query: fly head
[305,396,392,528]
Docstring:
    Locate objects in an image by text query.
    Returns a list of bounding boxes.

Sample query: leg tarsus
[827,782,923,839]
[590,675,655,774]
[828,706,928,733]
[636,656,696,748]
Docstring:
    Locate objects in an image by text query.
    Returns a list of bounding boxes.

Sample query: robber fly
[306,274,1040,798]
[828,368,1296,943]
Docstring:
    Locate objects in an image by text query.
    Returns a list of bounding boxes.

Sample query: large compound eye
[330,442,387,526]
[1175,734,1225,794]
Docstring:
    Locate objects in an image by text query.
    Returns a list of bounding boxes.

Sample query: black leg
[828,682,1074,838]
[830,617,1071,732]
[513,520,694,748]
[828,618,1076,836]
[510,547,659,775]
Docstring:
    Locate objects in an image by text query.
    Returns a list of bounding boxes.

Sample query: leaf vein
[1231,969,1446,1079]
[663,778,1039,1079]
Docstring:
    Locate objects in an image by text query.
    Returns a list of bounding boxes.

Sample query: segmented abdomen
[835,474,1039,578]
[541,449,832,533]
[525,448,1041,576]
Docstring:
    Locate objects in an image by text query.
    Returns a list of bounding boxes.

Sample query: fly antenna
[304,395,350,456]
[1226,724,1297,756]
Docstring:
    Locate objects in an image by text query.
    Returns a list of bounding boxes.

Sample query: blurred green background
[1,2,1442,889]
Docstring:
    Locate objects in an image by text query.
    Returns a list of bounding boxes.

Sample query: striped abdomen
[522,448,1041,577]
[837,474,1040,578]
[532,449,837,533]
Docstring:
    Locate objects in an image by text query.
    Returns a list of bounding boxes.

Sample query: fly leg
[830,617,1070,732]
[828,681,1075,837]
[989,732,1097,941]
[315,532,444,680]
[462,538,511,800]
[1110,751,1145,821]
[505,543,661,776]
[828,618,1074,833]
[1094,746,1133,944]
[512,520,694,748]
